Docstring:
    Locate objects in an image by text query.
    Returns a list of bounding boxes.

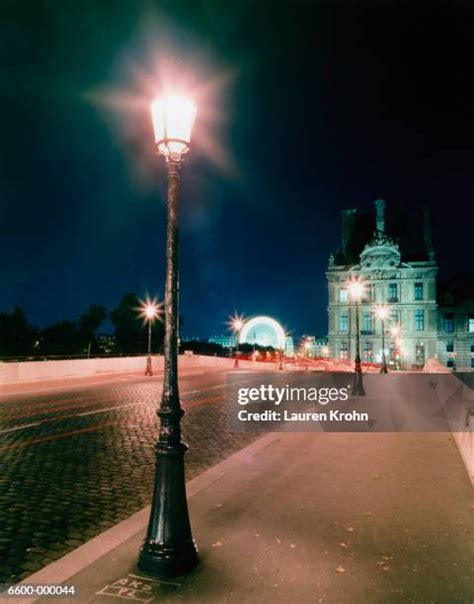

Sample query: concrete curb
[9,432,281,604]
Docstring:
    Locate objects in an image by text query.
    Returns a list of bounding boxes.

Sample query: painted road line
[0,422,42,435]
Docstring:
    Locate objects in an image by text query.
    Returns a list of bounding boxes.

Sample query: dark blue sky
[1,1,473,339]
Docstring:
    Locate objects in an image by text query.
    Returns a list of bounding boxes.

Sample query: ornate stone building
[436,278,474,370]
[327,200,439,368]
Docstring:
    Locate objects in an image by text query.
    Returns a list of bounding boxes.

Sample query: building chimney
[341,209,357,254]
[423,206,435,260]
[375,199,385,233]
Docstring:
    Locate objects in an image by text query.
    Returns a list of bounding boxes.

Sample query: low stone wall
[0,356,164,384]
[0,354,279,385]
[424,357,473,484]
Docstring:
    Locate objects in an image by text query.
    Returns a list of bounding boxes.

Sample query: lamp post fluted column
[138,94,198,579]
[353,298,365,396]
[234,328,240,368]
[380,315,388,374]
[278,347,284,370]
[145,319,153,376]
[138,159,198,579]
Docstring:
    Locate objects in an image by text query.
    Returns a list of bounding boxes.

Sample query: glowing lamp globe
[375,305,389,320]
[145,305,157,320]
[151,95,196,161]
[232,319,244,332]
[348,280,364,300]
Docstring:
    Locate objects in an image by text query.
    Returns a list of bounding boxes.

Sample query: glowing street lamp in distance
[143,302,160,321]
[374,305,389,320]
[138,298,161,377]
[229,314,245,334]
[347,279,365,300]
[228,313,245,368]
[390,325,401,338]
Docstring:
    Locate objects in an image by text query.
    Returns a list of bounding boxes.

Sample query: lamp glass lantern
[151,96,197,161]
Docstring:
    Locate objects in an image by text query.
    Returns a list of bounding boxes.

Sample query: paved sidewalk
[12,431,473,604]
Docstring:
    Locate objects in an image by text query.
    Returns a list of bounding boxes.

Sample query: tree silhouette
[110,293,145,354]
[0,306,38,357]
[79,303,107,355]
[40,320,81,356]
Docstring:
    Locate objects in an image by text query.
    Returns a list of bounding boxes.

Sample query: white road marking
[0,422,42,434]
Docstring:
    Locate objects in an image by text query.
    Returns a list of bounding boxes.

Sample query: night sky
[1,1,473,339]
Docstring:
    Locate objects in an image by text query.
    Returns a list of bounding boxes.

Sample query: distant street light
[348,279,365,396]
[229,314,244,368]
[375,305,389,374]
[139,300,161,376]
[138,94,198,579]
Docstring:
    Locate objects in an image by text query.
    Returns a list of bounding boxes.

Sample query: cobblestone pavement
[0,369,263,584]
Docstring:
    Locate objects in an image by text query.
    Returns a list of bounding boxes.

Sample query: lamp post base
[145,356,153,376]
[138,540,198,579]
[353,371,365,396]
[380,364,388,374]
[138,445,199,579]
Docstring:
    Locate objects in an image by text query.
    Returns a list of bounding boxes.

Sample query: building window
[388,283,398,302]
[414,282,423,301]
[339,311,349,333]
[446,341,454,353]
[339,288,348,303]
[444,313,454,333]
[362,284,375,302]
[415,309,424,331]
[469,314,474,333]
[471,342,474,353]
[361,312,372,334]
[447,358,454,368]
[471,358,474,369]
[340,341,348,360]
[389,309,399,326]
[415,343,425,366]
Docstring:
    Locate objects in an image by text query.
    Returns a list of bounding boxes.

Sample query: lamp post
[230,315,244,368]
[138,95,198,578]
[390,325,401,370]
[375,305,388,374]
[348,279,365,396]
[304,339,311,359]
[140,301,160,376]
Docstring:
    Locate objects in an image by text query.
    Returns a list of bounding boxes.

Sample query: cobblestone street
[0,369,261,584]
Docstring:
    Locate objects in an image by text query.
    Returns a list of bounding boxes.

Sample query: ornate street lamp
[138,94,198,578]
[139,300,161,376]
[304,339,311,358]
[375,305,389,374]
[390,325,401,370]
[229,314,244,368]
[348,279,365,396]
